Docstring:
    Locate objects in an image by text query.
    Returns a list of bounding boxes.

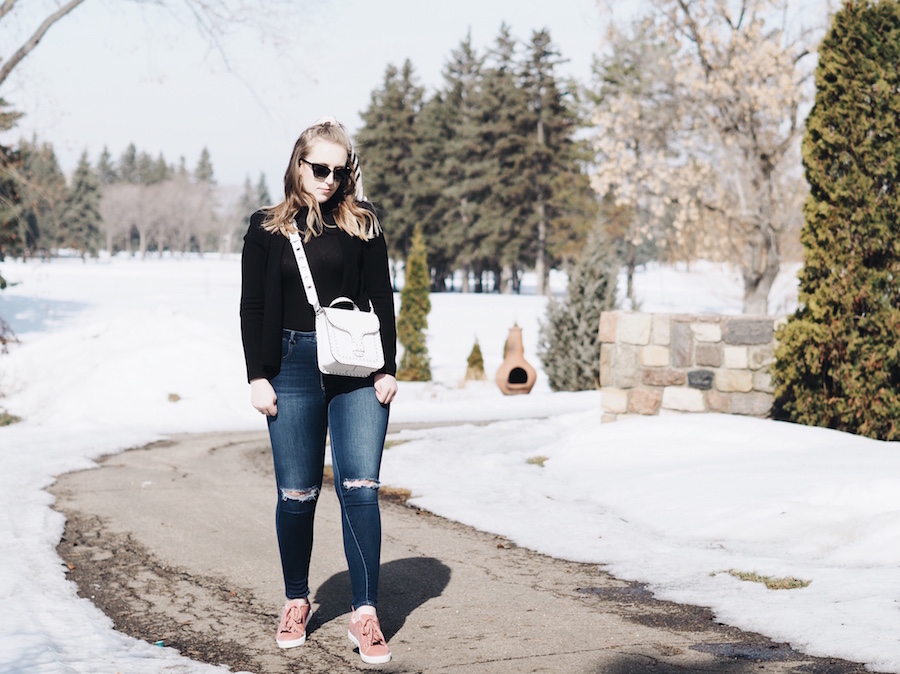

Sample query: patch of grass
[725,569,811,590]
[0,410,21,426]
[526,455,549,467]
[384,438,409,450]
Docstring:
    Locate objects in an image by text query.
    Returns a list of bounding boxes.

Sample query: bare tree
[0,0,306,93]
[593,0,822,314]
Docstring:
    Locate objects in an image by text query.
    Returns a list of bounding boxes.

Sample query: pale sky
[1,0,612,193]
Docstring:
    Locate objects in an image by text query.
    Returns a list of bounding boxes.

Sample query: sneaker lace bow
[280,605,305,633]
[360,616,386,647]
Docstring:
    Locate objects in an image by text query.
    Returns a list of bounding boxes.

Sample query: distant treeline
[0,134,269,260]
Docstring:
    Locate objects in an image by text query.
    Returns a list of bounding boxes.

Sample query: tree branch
[0,0,18,23]
[0,0,87,89]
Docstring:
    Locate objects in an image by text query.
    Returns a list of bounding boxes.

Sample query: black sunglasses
[301,158,352,182]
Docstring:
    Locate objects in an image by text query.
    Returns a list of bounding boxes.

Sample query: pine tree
[96,146,117,185]
[118,144,139,184]
[520,29,593,295]
[771,0,900,440]
[0,98,23,274]
[465,339,486,381]
[194,147,215,184]
[255,172,271,206]
[538,226,618,391]
[438,33,492,291]
[62,150,102,256]
[479,25,537,293]
[356,60,424,261]
[16,137,67,254]
[397,225,432,381]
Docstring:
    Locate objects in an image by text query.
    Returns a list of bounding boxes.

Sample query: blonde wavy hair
[262,118,380,241]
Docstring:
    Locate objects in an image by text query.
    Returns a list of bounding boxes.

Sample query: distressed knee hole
[342,478,380,491]
[281,486,319,502]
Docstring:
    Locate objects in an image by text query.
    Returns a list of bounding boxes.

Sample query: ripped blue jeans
[267,330,389,610]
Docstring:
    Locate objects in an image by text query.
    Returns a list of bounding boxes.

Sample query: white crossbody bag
[288,229,384,378]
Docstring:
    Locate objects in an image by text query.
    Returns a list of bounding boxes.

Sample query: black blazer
[240,208,397,383]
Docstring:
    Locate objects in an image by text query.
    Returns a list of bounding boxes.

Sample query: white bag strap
[288,227,322,314]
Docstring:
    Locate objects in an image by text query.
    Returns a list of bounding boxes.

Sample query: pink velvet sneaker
[276,599,310,649]
[348,612,391,664]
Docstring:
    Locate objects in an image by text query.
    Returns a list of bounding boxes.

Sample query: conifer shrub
[771,0,900,440]
[397,225,432,381]
[538,226,618,391]
[465,339,486,381]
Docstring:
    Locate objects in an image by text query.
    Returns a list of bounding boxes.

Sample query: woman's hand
[250,378,278,416]
[373,373,398,405]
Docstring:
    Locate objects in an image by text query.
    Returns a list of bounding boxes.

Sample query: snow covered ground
[1,253,898,673]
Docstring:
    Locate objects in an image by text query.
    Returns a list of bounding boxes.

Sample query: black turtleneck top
[240,201,397,384]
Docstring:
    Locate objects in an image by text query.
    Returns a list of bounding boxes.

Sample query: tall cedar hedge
[397,225,432,381]
[772,0,900,440]
[538,226,618,391]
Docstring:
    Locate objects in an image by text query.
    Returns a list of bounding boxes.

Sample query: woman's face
[300,140,350,204]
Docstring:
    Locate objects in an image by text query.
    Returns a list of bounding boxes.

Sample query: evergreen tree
[465,339,486,381]
[356,60,424,261]
[62,150,102,256]
[118,144,139,184]
[16,137,67,253]
[479,25,535,292]
[538,226,618,391]
[255,172,271,206]
[397,225,432,381]
[409,91,456,289]
[194,147,215,184]
[771,0,900,440]
[520,29,593,295]
[96,146,117,185]
[438,33,492,291]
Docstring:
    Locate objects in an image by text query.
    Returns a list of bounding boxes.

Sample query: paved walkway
[50,430,867,674]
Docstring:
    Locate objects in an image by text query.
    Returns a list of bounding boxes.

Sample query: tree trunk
[625,241,636,309]
[500,265,513,294]
[534,116,549,296]
[741,224,780,315]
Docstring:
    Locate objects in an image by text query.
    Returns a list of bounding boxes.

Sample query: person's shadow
[307,557,450,639]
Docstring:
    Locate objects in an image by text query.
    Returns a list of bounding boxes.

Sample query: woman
[240,118,397,664]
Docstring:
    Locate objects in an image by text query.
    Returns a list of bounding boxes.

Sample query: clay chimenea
[495,324,537,395]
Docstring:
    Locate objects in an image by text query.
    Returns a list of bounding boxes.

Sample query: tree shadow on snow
[0,294,88,335]
[308,556,450,640]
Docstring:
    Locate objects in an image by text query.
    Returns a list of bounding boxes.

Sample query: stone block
[619,313,652,345]
[691,322,722,342]
[731,392,774,416]
[599,344,613,387]
[602,388,629,414]
[723,318,774,345]
[688,369,715,390]
[629,387,662,415]
[671,322,693,367]
[642,369,686,387]
[753,371,774,393]
[611,344,640,388]
[598,312,618,343]
[715,370,754,393]
[651,315,671,345]
[641,345,670,367]
[695,344,723,367]
[662,387,706,412]
[724,346,749,369]
[706,389,731,413]
[749,345,775,370]
[601,413,618,423]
